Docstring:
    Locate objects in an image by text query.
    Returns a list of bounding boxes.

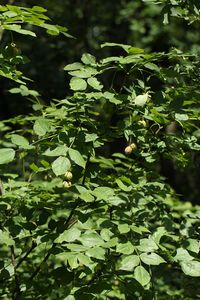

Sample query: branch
[29,248,52,281]
[28,150,91,281]
[16,241,37,269]
[29,207,76,281]
[82,152,91,185]
[11,246,21,300]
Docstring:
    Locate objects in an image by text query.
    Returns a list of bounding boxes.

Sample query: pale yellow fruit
[130,143,137,150]
[124,143,137,155]
[63,181,72,188]
[138,120,148,127]
[64,171,73,180]
[124,145,133,155]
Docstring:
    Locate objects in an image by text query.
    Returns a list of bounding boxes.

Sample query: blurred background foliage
[1,0,200,204]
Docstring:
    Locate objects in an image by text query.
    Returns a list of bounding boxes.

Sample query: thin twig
[29,207,76,281]
[150,266,157,300]
[11,246,21,300]
[16,241,37,269]
[29,147,91,281]
[82,152,91,185]
[29,249,51,281]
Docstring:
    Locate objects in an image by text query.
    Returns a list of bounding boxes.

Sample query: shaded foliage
[0,1,200,299]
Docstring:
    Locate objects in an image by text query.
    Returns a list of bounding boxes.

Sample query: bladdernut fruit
[124,143,137,155]
[64,171,73,180]
[63,181,72,188]
[138,120,148,127]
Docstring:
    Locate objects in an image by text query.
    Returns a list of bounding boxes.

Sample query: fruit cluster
[63,171,73,188]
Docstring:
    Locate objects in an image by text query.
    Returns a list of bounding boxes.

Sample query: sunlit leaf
[70,77,87,91]
[52,156,71,176]
[134,266,151,286]
[0,148,15,164]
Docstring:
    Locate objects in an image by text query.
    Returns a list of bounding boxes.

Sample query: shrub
[0,2,200,299]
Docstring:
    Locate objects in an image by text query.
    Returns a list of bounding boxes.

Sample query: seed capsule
[130,143,137,150]
[138,120,148,127]
[63,181,72,188]
[124,145,133,155]
[64,171,73,180]
[124,143,137,155]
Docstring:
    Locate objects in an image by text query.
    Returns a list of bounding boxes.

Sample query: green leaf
[65,296,75,300]
[118,224,130,234]
[81,53,96,65]
[38,23,60,35]
[100,228,113,241]
[64,62,83,71]
[43,145,68,157]
[52,156,71,176]
[77,253,91,267]
[152,227,166,244]
[75,185,94,202]
[3,24,36,37]
[68,148,86,168]
[140,253,166,265]
[137,237,158,252]
[68,254,79,269]
[9,85,39,97]
[70,77,87,91]
[144,62,159,72]
[78,232,104,248]
[108,196,124,206]
[66,244,88,252]
[69,68,97,79]
[181,261,200,277]
[101,42,131,53]
[101,56,121,64]
[104,237,118,248]
[87,77,103,91]
[0,148,15,164]
[174,248,194,262]
[131,225,150,235]
[85,133,98,142]
[11,134,32,149]
[29,163,39,172]
[0,230,14,246]
[186,239,199,254]
[33,118,51,136]
[55,228,81,243]
[92,186,114,200]
[32,6,47,12]
[134,266,151,286]
[56,253,79,269]
[175,113,189,121]
[116,242,135,255]
[116,178,132,191]
[119,255,140,271]
[128,47,144,54]
[86,247,106,260]
[104,91,122,105]
[119,55,141,64]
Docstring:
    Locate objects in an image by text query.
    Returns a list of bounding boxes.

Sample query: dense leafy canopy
[0,1,200,299]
